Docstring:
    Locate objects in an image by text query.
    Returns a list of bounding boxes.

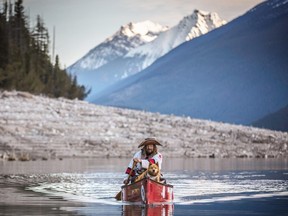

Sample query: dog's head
[147,162,159,176]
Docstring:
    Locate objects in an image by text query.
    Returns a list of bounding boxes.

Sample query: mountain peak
[193,9,209,15]
[112,20,168,42]
[179,9,227,40]
[68,20,168,84]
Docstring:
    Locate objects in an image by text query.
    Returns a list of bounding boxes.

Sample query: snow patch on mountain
[270,0,288,8]
[249,0,288,13]
[115,20,167,42]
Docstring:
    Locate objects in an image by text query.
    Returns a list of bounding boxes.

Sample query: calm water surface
[0,158,287,216]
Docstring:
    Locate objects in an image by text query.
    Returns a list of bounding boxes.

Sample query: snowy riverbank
[0,90,287,160]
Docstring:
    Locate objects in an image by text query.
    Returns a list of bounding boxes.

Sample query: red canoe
[121,178,174,204]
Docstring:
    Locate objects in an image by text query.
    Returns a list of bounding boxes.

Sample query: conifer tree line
[0,0,90,99]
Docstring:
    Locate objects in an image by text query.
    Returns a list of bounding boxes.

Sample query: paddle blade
[115,191,122,200]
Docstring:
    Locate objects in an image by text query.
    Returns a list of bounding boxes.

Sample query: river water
[0,158,287,216]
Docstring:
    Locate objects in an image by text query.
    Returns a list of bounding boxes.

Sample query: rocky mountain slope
[0,91,287,161]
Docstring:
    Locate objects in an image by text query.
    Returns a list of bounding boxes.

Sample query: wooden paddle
[115,161,136,200]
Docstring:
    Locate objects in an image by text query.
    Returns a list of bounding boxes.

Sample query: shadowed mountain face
[252,105,288,132]
[93,0,288,126]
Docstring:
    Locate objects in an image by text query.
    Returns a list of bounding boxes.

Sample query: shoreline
[1,90,287,161]
[1,158,288,175]
[0,153,287,163]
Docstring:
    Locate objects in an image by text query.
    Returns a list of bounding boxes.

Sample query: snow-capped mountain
[67,21,168,100]
[125,10,226,69]
[93,0,288,128]
[67,10,226,101]
[69,21,168,72]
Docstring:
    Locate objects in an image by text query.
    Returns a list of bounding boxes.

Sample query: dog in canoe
[135,162,161,182]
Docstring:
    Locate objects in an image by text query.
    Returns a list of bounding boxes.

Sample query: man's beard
[146,149,153,156]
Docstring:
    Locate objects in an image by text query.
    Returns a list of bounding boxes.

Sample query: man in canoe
[123,138,163,184]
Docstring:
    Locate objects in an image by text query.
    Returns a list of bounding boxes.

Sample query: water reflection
[122,204,174,216]
[0,158,287,216]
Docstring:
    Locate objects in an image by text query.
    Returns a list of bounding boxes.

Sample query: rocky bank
[0,91,287,160]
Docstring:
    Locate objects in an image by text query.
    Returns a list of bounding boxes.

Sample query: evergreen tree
[0,0,89,99]
[0,1,8,69]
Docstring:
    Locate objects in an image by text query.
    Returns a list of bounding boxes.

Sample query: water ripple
[18,170,287,205]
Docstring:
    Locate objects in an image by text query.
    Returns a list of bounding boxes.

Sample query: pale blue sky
[22,0,264,67]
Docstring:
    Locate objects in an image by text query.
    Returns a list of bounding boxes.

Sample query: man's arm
[123,151,141,184]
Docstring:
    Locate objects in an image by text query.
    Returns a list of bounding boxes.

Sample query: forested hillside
[0,0,89,99]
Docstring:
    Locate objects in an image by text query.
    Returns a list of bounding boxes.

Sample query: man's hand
[123,179,129,184]
[133,158,141,163]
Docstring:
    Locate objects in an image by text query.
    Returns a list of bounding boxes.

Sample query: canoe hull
[121,178,173,204]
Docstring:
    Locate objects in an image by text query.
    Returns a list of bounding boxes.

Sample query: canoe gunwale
[121,177,173,189]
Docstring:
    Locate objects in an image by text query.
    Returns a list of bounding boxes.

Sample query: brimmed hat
[138,138,162,148]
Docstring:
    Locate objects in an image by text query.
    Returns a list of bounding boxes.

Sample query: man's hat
[138,138,162,148]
